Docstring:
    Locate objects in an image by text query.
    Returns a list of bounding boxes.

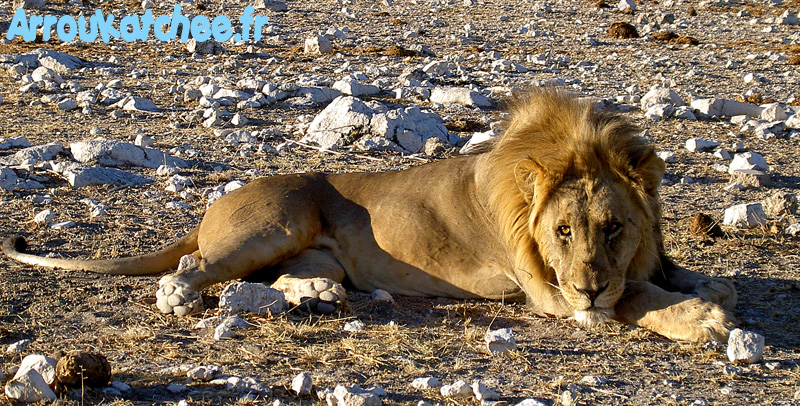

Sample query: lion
[3,88,736,342]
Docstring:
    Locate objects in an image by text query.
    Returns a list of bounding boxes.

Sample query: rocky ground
[1,0,800,404]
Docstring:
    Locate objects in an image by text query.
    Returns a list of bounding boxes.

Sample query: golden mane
[478,87,666,306]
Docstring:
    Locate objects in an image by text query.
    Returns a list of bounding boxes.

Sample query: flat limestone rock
[70,139,187,169]
[0,143,64,166]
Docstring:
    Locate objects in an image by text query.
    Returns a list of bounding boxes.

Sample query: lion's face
[533,175,647,327]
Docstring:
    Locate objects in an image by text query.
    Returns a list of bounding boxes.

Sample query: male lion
[3,88,736,342]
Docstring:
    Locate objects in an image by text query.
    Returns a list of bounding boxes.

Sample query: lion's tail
[2,227,199,275]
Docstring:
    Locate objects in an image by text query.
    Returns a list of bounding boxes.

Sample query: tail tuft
[3,235,28,254]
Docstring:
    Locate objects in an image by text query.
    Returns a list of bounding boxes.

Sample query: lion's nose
[574,282,609,305]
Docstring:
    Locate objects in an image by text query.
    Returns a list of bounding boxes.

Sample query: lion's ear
[632,149,666,195]
[514,159,546,203]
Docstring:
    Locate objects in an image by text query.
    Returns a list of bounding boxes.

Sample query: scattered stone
[370,289,395,303]
[762,191,798,218]
[786,223,800,237]
[33,209,55,225]
[254,0,288,11]
[723,203,766,229]
[727,329,765,364]
[472,380,499,401]
[57,98,79,111]
[70,139,186,169]
[0,142,64,166]
[6,339,32,354]
[305,36,333,54]
[167,383,187,393]
[617,0,636,12]
[515,399,548,406]
[218,281,288,316]
[118,96,159,112]
[213,316,250,340]
[344,320,366,332]
[440,380,472,398]
[685,138,719,152]
[13,0,46,9]
[730,170,770,188]
[187,365,222,382]
[690,98,762,118]
[0,167,17,192]
[411,377,442,389]
[60,164,153,188]
[722,364,742,376]
[580,375,610,387]
[333,384,382,406]
[786,113,800,129]
[713,148,731,161]
[689,213,723,238]
[656,151,676,163]
[561,388,579,405]
[759,103,788,122]
[430,87,491,107]
[728,152,768,174]
[4,354,58,403]
[485,328,517,355]
[606,22,639,39]
[332,76,381,97]
[292,372,313,396]
[225,376,272,396]
[55,351,111,387]
[186,39,226,55]
[50,221,77,229]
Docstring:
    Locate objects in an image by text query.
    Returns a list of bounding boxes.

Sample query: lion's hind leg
[270,249,348,314]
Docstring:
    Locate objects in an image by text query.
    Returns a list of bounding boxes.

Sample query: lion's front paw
[156,276,203,317]
[668,298,736,342]
[277,277,347,314]
[694,278,737,311]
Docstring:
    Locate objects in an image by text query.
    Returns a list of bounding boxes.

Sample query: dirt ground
[1,0,800,405]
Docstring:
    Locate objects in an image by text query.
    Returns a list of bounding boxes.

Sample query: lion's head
[481,88,666,327]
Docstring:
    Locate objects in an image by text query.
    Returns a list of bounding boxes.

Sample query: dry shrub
[790,55,800,66]
[688,6,697,16]
[651,31,699,45]
[607,22,639,39]
[384,45,416,57]
[689,213,724,239]
[595,0,610,8]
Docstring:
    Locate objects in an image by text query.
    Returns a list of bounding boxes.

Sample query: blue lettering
[211,15,232,42]
[190,15,211,42]
[239,6,254,43]
[168,5,190,43]
[78,15,98,42]
[154,14,172,41]
[95,10,119,42]
[120,14,141,42]
[254,15,269,42]
[56,15,77,42]
[6,9,33,41]
[140,10,155,41]
[42,15,57,41]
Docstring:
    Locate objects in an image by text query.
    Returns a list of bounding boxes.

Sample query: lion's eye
[557,225,571,237]
[603,222,622,236]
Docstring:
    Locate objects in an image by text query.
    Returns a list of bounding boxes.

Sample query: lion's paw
[694,278,737,311]
[281,277,347,314]
[670,298,736,342]
[156,277,203,317]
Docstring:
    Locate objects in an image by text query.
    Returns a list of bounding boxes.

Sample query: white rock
[62,164,152,188]
[370,289,394,303]
[333,385,382,406]
[254,0,288,11]
[411,377,442,389]
[691,98,763,118]
[645,104,674,120]
[13,0,46,9]
[685,138,719,152]
[4,355,57,403]
[617,0,636,11]
[459,130,497,155]
[218,281,288,316]
[344,320,366,332]
[580,375,609,386]
[292,372,313,396]
[674,106,697,120]
[194,316,221,329]
[187,365,222,382]
[759,103,788,122]
[118,96,159,112]
[50,221,77,229]
[224,180,246,192]
[762,191,798,218]
[167,384,187,393]
[111,381,131,392]
[656,151,676,163]
[0,142,63,166]
[231,113,249,127]
[164,174,193,193]
[0,167,17,191]
[57,98,78,111]
[727,329,765,364]
[743,73,763,84]
[213,316,249,340]
[472,380,499,401]
[134,134,154,147]
[728,152,768,174]
[713,148,731,160]
[430,86,491,107]
[515,400,548,406]
[785,113,800,129]
[723,203,766,229]
[141,0,155,9]
[33,209,55,225]
[640,87,685,110]
[440,380,472,398]
[304,36,333,54]
[485,328,517,354]
[332,76,381,97]
[6,339,32,354]
[779,9,799,24]
[70,139,186,169]
[785,223,800,236]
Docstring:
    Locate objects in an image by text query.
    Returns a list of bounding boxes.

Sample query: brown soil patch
[651,31,699,45]
[384,45,417,57]
[606,22,639,39]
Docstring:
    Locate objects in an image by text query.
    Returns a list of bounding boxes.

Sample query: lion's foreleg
[270,249,348,314]
[652,256,737,311]
[613,280,736,342]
